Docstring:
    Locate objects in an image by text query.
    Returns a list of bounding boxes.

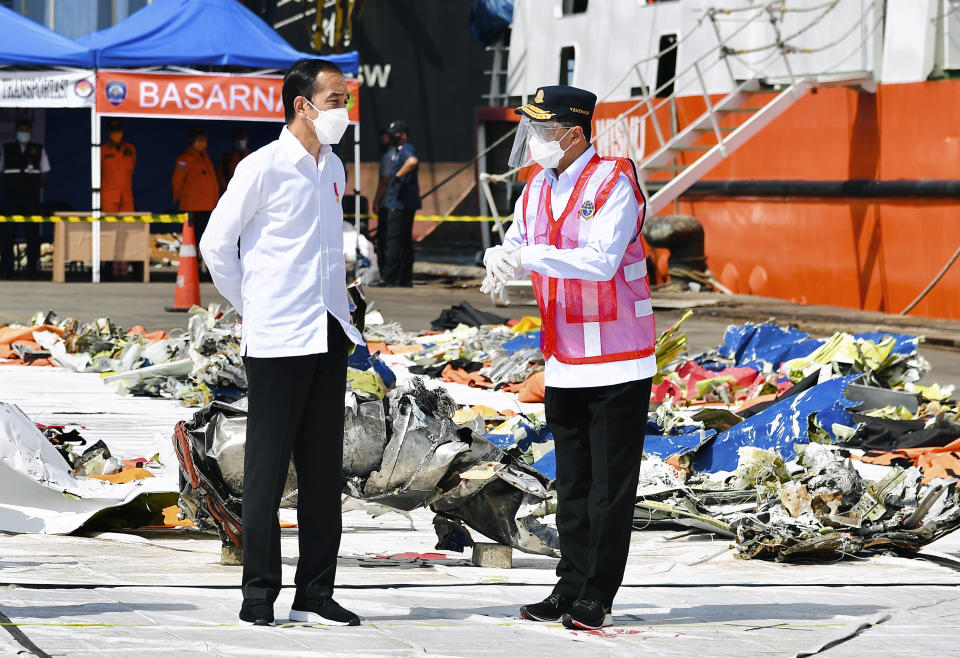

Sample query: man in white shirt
[200,58,363,628]
[482,86,656,630]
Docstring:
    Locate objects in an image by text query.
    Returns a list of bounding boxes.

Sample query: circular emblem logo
[74,79,94,98]
[105,80,127,106]
[580,199,595,219]
[534,89,544,103]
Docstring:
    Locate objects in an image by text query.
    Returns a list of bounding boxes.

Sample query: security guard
[1,118,50,279]
[371,119,420,287]
[101,118,136,213]
[171,126,219,245]
[482,86,655,630]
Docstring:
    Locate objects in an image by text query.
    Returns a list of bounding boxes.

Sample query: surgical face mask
[16,131,30,145]
[527,128,573,169]
[305,100,350,145]
[233,140,247,150]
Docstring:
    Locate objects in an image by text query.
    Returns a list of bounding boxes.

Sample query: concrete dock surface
[2,280,960,656]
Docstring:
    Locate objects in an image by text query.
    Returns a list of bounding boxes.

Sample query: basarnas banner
[96,70,360,124]
[0,71,95,108]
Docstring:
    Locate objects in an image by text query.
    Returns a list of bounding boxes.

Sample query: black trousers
[374,208,388,273]
[0,223,40,277]
[380,208,414,285]
[545,377,652,607]
[189,211,211,246]
[241,316,348,604]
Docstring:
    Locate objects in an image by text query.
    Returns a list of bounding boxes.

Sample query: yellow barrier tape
[0,213,497,224]
[0,214,188,223]
[345,214,503,223]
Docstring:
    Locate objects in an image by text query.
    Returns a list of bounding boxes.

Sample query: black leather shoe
[561,599,613,630]
[519,593,576,622]
[368,279,395,288]
[290,596,360,626]
[239,599,275,626]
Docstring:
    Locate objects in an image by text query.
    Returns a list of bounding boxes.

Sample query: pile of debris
[638,318,960,561]
[174,379,558,556]
[3,300,959,564]
[1,306,247,405]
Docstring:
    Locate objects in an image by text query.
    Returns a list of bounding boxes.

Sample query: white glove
[480,273,502,295]
[485,246,521,284]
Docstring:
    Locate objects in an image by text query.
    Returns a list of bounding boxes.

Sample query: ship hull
[594,80,960,321]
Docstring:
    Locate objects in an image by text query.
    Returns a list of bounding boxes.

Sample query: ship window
[562,0,588,15]
[559,46,576,85]
[655,34,678,97]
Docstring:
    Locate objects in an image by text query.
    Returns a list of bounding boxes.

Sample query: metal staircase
[639,73,874,215]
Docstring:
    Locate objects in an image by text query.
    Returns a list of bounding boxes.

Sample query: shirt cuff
[517,245,538,271]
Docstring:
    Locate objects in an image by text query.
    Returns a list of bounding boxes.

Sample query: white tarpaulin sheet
[0,70,95,108]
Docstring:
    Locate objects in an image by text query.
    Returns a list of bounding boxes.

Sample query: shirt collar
[543,145,597,187]
[280,125,331,165]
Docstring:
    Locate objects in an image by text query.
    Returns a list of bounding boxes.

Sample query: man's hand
[480,273,504,295]
[485,246,521,284]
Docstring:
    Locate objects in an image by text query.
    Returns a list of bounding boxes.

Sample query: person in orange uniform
[217,127,250,192]
[171,126,219,246]
[101,118,136,213]
[101,118,137,278]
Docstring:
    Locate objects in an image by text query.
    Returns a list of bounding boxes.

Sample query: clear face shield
[507,116,572,168]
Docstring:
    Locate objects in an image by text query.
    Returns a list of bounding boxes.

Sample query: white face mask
[528,128,573,169]
[16,131,31,145]
[305,100,350,145]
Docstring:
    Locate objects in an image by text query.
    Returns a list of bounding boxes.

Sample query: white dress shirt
[200,126,363,358]
[501,145,657,388]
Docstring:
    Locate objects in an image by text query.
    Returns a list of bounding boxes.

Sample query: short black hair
[188,126,206,141]
[16,118,31,129]
[564,118,592,142]
[282,58,344,123]
[231,127,247,140]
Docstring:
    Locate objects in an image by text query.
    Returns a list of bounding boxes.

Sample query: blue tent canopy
[0,5,94,67]
[77,0,358,74]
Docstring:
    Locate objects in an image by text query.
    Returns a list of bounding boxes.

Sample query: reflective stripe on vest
[522,155,655,365]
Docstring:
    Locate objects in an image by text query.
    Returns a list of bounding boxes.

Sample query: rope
[590,4,772,147]
[782,1,878,55]
[707,0,840,15]
[726,1,842,55]
[815,5,885,77]
[900,244,960,315]
[598,10,713,102]
[419,125,518,200]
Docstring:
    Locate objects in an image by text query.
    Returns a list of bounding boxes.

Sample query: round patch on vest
[580,199,595,219]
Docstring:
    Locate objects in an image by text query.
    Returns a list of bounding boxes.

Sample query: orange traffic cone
[165,218,202,312]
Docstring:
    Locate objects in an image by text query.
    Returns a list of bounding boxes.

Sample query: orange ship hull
[594,80,960,321]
